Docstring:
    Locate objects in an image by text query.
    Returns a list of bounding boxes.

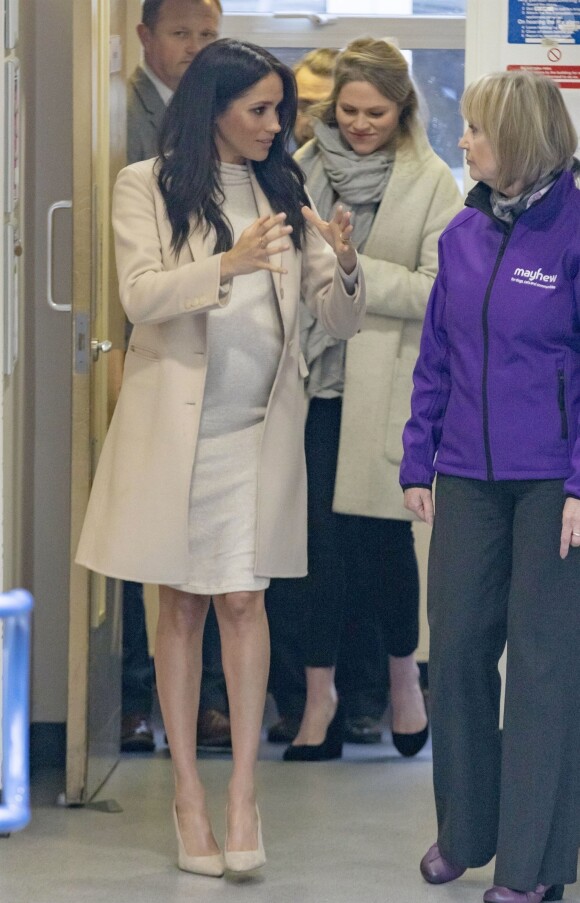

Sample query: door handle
[91,339,112,361]
[47,200,72,311]
[272,12,337,24]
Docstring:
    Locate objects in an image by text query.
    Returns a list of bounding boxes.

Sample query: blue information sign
[509,0,580,45]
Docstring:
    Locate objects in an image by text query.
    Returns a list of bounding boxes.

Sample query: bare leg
[291,666,338,746]
[155,586,220,856]
[389,653,428,734]
[213,589,269,852]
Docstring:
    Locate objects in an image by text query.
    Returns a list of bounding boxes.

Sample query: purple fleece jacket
[400,169,580,498]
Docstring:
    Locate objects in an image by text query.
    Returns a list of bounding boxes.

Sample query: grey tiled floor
[1,726,579,903]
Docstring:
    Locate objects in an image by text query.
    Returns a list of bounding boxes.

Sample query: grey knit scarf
[307,120,394,251]
[298,123,394,398]
[490,169,559,225]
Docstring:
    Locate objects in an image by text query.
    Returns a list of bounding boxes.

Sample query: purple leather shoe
[419,843,466,884]
[483,884,564,903]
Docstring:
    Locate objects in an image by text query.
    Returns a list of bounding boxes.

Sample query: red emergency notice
[508,63,580,89]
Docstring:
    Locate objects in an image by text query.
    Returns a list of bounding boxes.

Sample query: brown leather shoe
[121,714,155,752]
[267,715,300,744]
[344,715,383,744]
[197,708,232,750]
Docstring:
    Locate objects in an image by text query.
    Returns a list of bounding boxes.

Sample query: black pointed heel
[392,721,429,757]
[283,703,344,761]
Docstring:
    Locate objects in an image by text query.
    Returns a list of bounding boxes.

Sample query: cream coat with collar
[76,159,365,584]
[296,128,462,520]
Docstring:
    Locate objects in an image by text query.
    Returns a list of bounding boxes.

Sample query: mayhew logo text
[511,266,557,290]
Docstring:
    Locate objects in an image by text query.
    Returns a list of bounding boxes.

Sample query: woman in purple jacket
[401,70,580,903]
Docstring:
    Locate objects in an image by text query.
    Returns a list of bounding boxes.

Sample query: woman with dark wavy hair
[77,38,364,877]
[157,37,308,256]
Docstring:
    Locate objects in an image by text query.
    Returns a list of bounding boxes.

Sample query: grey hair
[461,69,577,193]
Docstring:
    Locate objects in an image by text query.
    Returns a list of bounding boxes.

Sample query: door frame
[66,0,126,805]
[221,14,465,49]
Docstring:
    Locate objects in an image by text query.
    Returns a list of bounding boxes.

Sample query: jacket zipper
[481,229,511,481]
[558,369,568,440]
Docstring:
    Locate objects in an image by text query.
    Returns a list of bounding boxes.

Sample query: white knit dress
[171,163,283,595]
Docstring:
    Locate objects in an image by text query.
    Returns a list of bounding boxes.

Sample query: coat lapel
[248,167,291,337]
[185,218,217,266]
[134,68,166,133]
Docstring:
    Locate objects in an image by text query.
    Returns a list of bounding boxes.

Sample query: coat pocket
[384,356,416,466]
[128,342,160,362]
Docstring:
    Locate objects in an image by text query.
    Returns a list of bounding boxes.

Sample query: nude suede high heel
[172,802,225,877]
[224,804,266,873]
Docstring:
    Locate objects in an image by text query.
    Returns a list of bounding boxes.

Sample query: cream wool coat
[296,129,462,520]
[76,159,365,584]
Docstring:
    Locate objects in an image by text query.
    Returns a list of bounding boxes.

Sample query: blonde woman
[279,38,461,761]
[402,71,580,903]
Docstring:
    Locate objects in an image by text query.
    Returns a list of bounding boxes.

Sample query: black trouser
[200,604,228,713]
[267,397,420,719]
[122,581,153,717]
[429,475,580,891]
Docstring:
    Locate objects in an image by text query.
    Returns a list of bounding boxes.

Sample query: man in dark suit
[122,0,230,753]
[127,0,221,164]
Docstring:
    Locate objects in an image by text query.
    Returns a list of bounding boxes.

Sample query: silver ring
[339,233,350,243]
[259,237,267,250]
[572,531,580,536]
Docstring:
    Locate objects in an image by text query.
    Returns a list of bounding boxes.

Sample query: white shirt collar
[142,61,174,107]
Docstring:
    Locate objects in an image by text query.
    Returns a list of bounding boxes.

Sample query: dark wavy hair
[158,39,310,255]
